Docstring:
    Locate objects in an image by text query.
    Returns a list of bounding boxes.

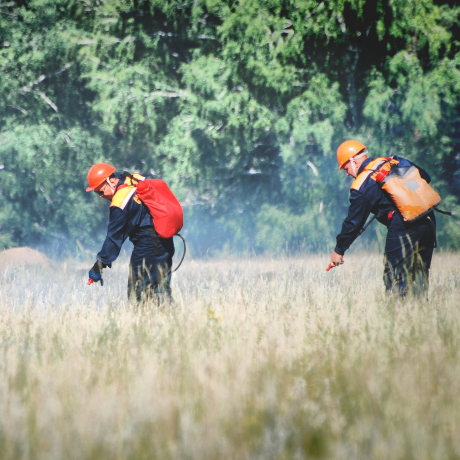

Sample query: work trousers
[383,216,436,297]
[127,229,174,304]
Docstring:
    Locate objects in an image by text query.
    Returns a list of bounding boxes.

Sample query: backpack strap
[434,207,453,216]
[123,171,145,184]
[351,158,391,191]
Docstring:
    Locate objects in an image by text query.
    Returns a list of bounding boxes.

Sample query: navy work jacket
[97,173,157,265]
[335,156,431,256]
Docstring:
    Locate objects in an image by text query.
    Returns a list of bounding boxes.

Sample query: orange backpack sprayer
[371,158,441,222]
[352,157,442,222]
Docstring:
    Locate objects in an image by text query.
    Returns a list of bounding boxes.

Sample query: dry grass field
[0,252,459,459]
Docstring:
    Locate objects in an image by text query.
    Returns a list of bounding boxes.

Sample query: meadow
[0,251,459,459]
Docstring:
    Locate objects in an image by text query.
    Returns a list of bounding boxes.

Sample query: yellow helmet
[337,140,366,170]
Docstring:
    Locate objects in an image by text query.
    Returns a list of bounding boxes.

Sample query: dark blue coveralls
[97,173,175,302]
[335,156,436,297]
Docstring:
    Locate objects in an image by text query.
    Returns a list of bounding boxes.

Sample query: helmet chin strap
[350,159,357,177]
[106,177,116,194]
[350,151,367,176]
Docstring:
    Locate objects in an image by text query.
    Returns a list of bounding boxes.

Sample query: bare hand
[326,251,344,271]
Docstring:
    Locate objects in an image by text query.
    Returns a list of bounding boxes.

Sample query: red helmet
[337,140,366,170]
[86,163,116,192]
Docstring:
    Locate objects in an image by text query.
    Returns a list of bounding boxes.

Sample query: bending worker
[85,163,174,303]
[327,140,437,297]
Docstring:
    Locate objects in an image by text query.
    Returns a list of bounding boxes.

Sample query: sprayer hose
[172,234,186,273]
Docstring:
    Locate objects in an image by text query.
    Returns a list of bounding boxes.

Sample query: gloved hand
[87,260,111,286]
[88,271,104,286]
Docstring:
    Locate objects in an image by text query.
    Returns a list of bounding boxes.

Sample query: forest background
[1,0,459,257]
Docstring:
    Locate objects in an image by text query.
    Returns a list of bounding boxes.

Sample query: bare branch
[7,105,28,115]
[37,91,59,112]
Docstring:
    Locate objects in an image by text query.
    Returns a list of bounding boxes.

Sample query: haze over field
[0,253,459,459]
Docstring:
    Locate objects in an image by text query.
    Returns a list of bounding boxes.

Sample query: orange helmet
[337,140,366,170]
[86,163,116,192]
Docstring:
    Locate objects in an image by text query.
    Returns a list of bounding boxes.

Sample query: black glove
[88,260,111,286]
[89,260,111,274]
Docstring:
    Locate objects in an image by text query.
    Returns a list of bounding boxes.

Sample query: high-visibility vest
[351,157,441,222]
[111,173,144,210]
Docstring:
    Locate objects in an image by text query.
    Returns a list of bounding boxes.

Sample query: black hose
[171,234,186,273]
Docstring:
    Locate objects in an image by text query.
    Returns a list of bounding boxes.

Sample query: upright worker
[85,163,175,303]
[327,140,438,297]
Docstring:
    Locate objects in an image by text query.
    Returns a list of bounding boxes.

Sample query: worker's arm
[334,190,373,256]
[326,192,372,271]
[96,206,129,265]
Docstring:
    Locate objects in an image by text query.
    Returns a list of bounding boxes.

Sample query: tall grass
[0,252,459,459]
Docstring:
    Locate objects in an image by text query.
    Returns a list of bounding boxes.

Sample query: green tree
[0,0,459,255]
